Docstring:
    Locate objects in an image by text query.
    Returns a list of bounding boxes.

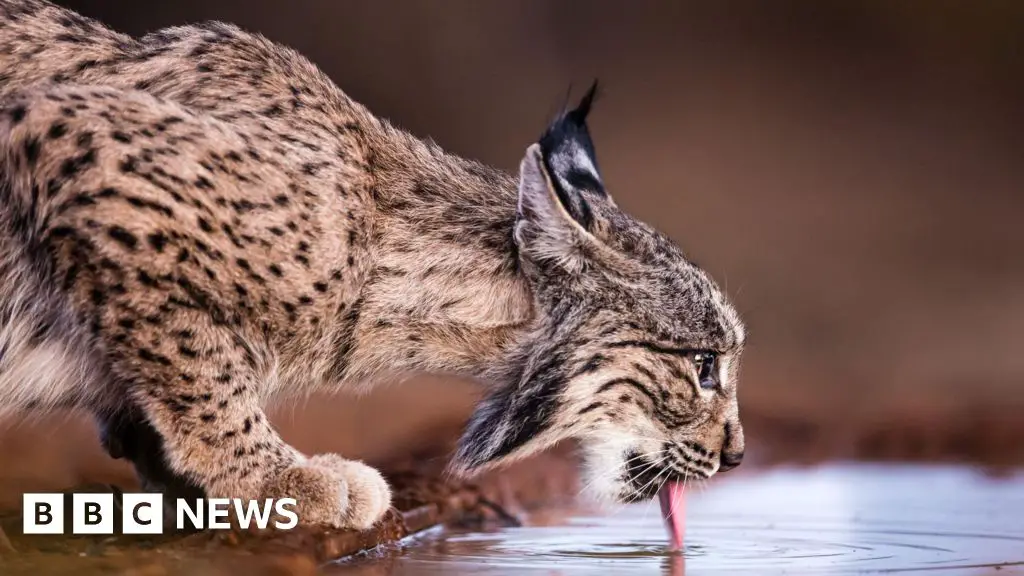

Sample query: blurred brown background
[2,0,1023,502]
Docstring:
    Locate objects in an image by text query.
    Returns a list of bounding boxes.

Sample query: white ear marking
[514,144,589,273]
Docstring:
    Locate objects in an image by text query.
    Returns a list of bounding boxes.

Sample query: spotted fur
[0,0,745,527]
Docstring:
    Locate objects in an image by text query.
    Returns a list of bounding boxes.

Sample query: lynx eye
[694,352,718,389]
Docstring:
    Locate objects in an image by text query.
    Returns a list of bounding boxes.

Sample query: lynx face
[454,84,746,504]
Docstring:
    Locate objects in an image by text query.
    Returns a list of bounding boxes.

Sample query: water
[335,464,1024,575]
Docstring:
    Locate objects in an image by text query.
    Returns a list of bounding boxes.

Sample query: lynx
[0,0,745,529]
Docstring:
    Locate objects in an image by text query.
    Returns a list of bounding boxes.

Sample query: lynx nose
[718,420,745,472]
[719,450,744,471]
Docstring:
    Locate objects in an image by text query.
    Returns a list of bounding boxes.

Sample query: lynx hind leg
[0,220,100,418]
[96,406,205,501]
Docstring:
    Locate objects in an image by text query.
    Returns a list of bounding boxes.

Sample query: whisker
[631,457,670,500]
[576,448,665,498]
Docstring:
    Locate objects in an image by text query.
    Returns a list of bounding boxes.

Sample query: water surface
[336,464,1024,574]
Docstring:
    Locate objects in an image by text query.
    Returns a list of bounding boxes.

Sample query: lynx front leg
[106,318,390,530]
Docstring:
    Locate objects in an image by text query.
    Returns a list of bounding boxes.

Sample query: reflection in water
[333,465,1024,575]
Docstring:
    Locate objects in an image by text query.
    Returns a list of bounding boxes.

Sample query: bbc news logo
[23,493,298,534]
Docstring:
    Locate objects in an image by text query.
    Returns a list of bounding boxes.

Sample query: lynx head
[453,83,746,504]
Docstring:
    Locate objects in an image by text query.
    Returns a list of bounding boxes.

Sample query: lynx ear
[514,82,611,272]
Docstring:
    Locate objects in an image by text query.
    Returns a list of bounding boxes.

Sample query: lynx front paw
[260,454,391,530]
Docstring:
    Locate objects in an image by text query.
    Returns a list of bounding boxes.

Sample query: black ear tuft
[535,81,607,231]
[565,79,600,127]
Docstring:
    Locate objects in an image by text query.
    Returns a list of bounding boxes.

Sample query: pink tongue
[658,481,686,551]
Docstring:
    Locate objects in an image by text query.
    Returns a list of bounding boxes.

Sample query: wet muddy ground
[0,446,581,575]
[0,477,516,575]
